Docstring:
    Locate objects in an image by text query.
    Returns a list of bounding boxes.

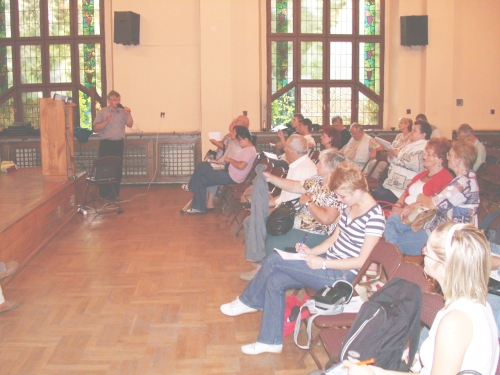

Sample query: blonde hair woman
[345,222,499,375]
[220,162,385,355]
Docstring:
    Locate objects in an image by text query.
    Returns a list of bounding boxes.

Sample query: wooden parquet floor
[0,186,326,375]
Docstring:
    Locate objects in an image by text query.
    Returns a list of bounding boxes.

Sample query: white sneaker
[220,297,258,316]
[241,342,283,355]
[181,184,190,192]
[240,265,261,281]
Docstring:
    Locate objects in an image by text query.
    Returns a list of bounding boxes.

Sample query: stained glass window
[301,87,323,124]
[49,0,71,36]
[359,42,380,94]
[19,0,41,37]
[79,89,92,129]
[358,92,379,125]
[268,0,384,127]
[271,0,293,33]
[0,97,14,126]
[359,0,380,36]
[50,44,72,83]
[330,87,352,123]
[271,41,293,94]
[0,45,13,94]
[79,42,101,94]
[301,41,323,79]
[0,0,12,38]
[0,1,105,130]
[301,0,323,34]
[330,42,352,80]
[330,0,352,34]
[78,0,101,35]
[22,91,43,127]
[20,45,42,84]
[271,87,295,127]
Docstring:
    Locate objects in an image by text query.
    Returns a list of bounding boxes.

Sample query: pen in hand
[298,234,308,253]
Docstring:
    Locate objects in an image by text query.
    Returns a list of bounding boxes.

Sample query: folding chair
[363,150,389,191]
[297,241,403,369]
[81,156,123,215]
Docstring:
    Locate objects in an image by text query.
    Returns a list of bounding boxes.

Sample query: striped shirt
[326,204,386,275]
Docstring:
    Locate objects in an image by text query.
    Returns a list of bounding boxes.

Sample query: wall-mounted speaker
[114,11,140,45]
[401,15,428,46]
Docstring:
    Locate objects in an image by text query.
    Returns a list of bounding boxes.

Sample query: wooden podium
[39,98,76,182]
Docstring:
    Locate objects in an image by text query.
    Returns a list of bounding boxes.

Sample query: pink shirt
[228,146,257,183]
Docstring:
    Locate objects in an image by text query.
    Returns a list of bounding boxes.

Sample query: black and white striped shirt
[327,204,386,274]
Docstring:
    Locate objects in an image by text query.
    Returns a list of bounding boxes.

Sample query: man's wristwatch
[305,200,312,207]
[322,260,327,270]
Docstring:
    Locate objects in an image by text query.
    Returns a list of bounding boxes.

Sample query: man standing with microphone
[93,90,133,199]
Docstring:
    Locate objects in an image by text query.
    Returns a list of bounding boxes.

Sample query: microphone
[117,103,124,109]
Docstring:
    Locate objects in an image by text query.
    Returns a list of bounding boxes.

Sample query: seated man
[270,135,318,208]
[241,135,318,281]
[457,123,486,171]
[415,113,441,138]
[340,123,382,170]
[275,113,303,149]
[330,115,351,148]
[209,115,249,157]
[296,118,316,149]
[372,120,432,203]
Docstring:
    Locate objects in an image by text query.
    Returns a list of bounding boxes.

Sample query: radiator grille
[15,148,41,167]
[160,144,195,176]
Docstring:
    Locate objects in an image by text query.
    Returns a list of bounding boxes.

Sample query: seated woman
[391,117,413,150]
[390,138,453,218]
[184,126,257,214]
[320,126,341,150]
[242,149,344,280]
[345,222,499,375]
[221,162,386,355]
[384,140,479,256]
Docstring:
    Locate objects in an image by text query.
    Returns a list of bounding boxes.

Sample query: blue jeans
[188,162,235,211]
[238,252,354,345]
[262,229,328,262]
[384,214,429,256]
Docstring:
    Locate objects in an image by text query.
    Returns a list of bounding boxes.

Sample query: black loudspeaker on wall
[114,11,140,45]
[401,15,428,46]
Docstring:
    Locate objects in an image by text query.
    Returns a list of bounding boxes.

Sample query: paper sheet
[263,151,279,160]
[375,136,394,151]
[274,248,306,261]
[208,131,222,141]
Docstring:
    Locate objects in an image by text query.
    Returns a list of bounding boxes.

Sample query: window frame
[266,0,385,129]
[0,0,106,129]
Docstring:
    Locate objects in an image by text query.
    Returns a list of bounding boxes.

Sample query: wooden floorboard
[0,185,327,375]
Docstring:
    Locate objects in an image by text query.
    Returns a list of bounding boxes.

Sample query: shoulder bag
[266,198,301,236]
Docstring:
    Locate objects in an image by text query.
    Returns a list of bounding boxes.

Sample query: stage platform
[0,168,87,281]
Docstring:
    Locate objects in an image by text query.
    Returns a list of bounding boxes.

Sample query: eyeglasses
[421,245,445,264]
[424,151,436,157]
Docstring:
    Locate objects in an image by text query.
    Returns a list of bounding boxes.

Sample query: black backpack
[337,277,422,371]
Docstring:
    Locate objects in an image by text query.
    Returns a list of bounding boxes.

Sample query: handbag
[401,205,437,232]
[294,280,354,349]
[266,198,301,236]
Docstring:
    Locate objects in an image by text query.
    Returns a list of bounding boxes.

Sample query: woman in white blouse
[345,222,499,375]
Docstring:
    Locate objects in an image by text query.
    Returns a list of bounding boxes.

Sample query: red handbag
[283,293,311,338]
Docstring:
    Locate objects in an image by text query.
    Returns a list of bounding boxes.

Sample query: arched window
[267,0,384,128]
[0,0,106,130]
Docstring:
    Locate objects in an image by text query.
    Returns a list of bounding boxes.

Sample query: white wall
[106,0,500,154]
